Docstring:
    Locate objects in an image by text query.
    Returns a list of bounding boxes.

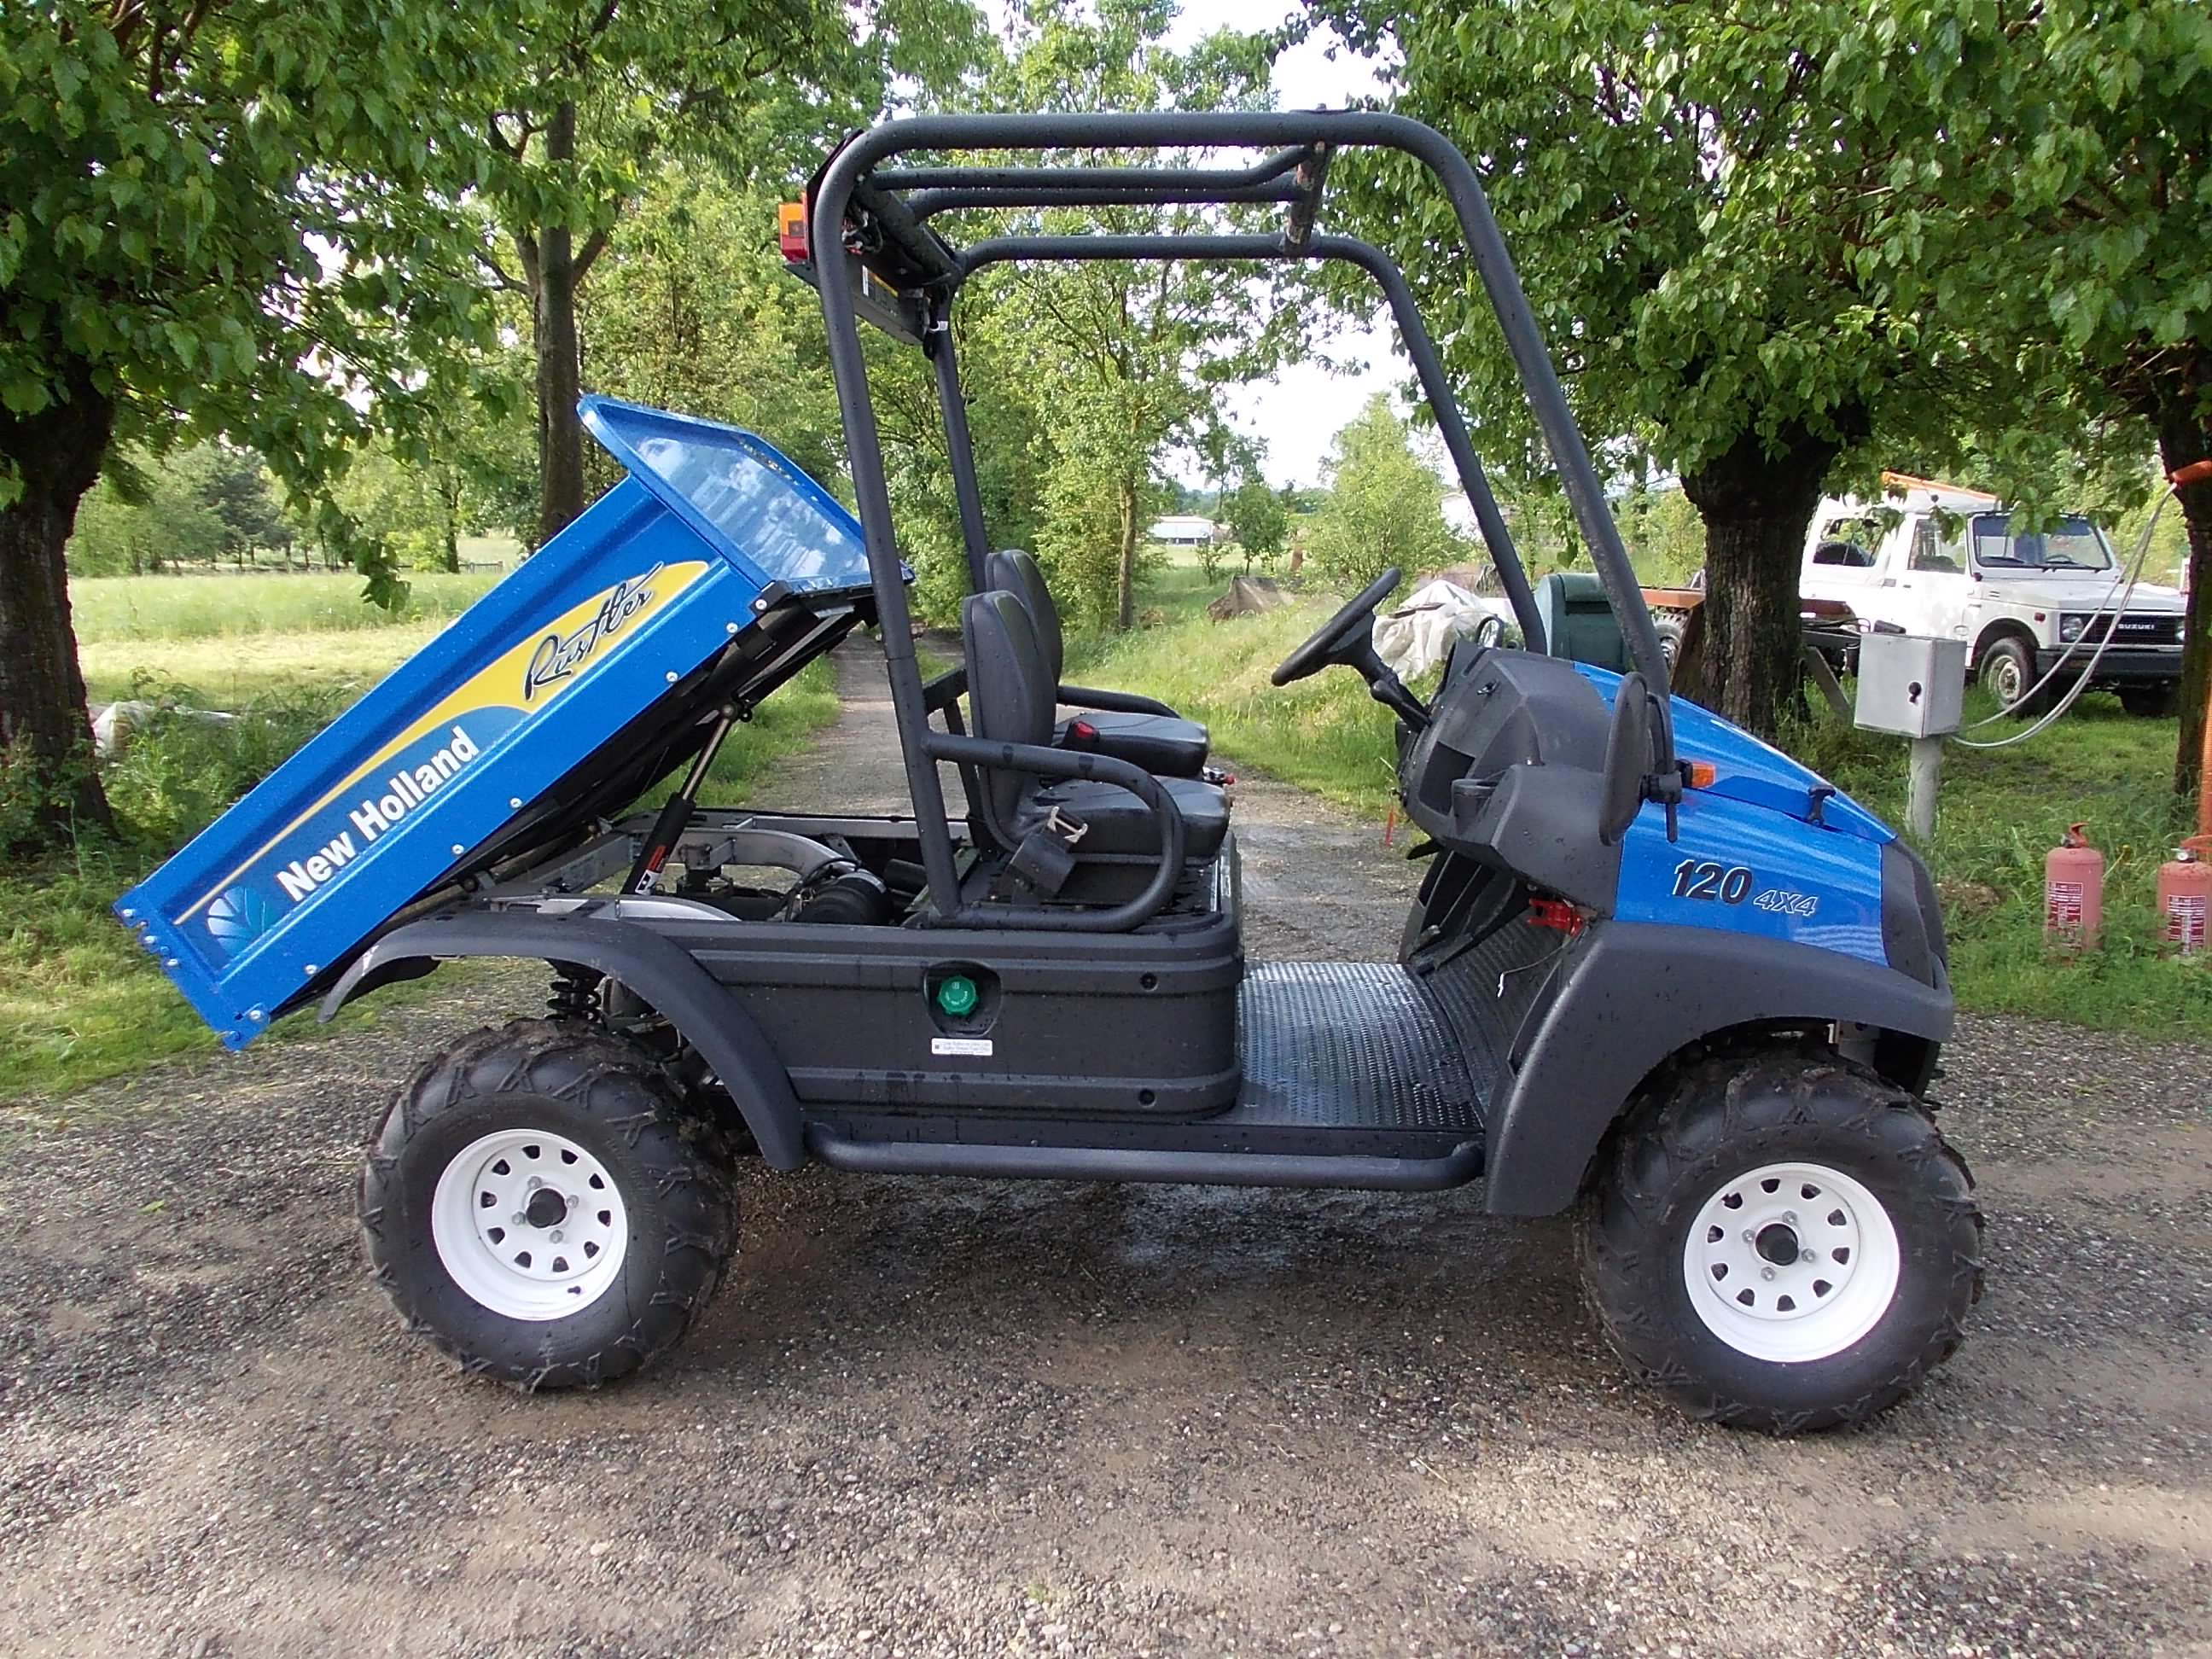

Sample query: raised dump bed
[114,398,876,1046]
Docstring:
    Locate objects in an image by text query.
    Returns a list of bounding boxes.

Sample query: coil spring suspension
[546,963,603,1025]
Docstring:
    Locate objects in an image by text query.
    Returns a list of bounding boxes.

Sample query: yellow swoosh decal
[178,562,710,923]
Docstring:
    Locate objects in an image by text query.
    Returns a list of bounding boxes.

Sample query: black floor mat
[1231,961,1481,1133]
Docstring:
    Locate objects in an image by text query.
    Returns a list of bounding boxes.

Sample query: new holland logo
[524,564,661,701]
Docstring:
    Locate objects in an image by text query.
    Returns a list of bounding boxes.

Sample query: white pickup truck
[1799,477,2186,716]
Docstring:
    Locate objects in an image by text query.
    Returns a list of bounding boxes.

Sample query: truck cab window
[1908,520,1962,574]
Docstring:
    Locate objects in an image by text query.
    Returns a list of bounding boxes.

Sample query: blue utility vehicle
[120,113,1977,1431]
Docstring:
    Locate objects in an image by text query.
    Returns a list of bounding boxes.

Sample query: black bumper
[2035,645,2181,685]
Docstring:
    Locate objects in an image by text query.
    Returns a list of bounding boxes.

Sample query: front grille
[2077,613,2182,647]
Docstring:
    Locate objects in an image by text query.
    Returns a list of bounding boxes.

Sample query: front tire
[1977,635,2049,717]
[359,1020,737,1388]
[1576,1047,1982,1433]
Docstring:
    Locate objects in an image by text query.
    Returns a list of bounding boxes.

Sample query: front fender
[322,911,807,1170]
[1482,922,1953,1216]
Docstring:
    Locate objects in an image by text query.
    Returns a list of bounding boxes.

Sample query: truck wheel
[2119,684,2179,718]
[1576,1047,1982,1433]
[1977,636,2049,717]
[358,1019,737,1388]
[1652,614,1686,676]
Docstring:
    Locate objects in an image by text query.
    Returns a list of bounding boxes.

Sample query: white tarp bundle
[1371,579,1517,679]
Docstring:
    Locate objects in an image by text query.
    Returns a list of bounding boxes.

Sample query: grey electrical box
[1854,633,1966,737]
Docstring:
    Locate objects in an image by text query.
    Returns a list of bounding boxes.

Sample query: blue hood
[1572,665,1894,843]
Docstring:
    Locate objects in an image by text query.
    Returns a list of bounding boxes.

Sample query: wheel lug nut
[1801,1249,1816,1263]
[1761,1266,1776,1281]
[549,1230,563,1243]
[511,1213,526,1225]
[1784,1211,1797,1225]
[1742,1231,1755,1243]
[527,1177,542,1190]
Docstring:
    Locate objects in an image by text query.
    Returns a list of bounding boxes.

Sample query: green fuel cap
[935,975,979,1016]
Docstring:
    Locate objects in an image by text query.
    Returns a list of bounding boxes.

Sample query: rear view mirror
[1600,672,1656,846]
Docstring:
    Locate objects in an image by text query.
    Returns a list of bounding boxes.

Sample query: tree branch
[573,226,611,282]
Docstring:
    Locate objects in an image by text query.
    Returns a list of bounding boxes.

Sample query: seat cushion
[1056,709,1209,777]
[1034,775,1229,861]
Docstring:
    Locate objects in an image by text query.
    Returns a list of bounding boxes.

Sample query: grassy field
[2,575,839,1103]
[72,568,506,642]
[1075,565,2209,1042]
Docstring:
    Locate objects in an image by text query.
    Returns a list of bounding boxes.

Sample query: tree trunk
[1680,426,1842,739]
[1115,474,1138,632]
[524,99,589,549]
[0,374,117,847]
[2157,396,2212,804]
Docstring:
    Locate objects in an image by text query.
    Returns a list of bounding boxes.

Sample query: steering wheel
[1270,568,1403,687]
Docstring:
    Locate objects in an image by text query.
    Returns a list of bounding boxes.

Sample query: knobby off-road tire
[1576,1047,1982,1434]
[359,1019,738,1388]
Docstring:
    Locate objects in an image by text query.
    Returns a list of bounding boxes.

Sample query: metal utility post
[1906,736,1943,842]
[1854,635,1967,843]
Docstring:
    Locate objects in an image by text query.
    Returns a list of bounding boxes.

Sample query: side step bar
[805,1129,1484,1192]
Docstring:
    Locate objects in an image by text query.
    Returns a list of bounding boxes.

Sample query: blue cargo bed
[116,398,881,1047]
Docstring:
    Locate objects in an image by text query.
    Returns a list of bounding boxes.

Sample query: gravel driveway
[2,643,2206,1657]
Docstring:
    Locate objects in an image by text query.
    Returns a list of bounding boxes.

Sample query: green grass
[79,623,455,707]
[1069,565,2208,1042]
[682,655,839,800]
[1067,565,1409,820]
[1789,690,2208,1039]
[3,630,840,1103]
[71,569,504,643]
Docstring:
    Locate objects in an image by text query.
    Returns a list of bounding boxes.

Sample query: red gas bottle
[2045,823,2104,952]
[2157,835,2212,957]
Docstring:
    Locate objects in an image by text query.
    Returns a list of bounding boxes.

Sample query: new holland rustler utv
[117,112,1979,1432]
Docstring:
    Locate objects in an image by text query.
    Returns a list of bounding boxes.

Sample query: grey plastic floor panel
[1417,916,1575,1104]
[1231,961,1481,1133]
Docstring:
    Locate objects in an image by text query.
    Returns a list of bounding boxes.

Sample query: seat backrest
[960,589,1055,845]
[984,548,1064,688]
[1534,570,1631,672]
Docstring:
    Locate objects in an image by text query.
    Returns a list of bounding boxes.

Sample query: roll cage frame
[800,111,1675,925]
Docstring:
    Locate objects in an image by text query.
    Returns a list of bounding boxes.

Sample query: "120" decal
[1671,859,1753,904]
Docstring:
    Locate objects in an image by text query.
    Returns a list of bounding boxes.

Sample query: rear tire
[1977,635,2049,717]
[1576,1046,1982,1433]
[359,1019,737,1388]
[2119,684,2180,718]
[1653,613,1686,678]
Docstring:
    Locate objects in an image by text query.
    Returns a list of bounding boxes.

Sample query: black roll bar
[923,306,992,591]
[806,110,1676,926]
[876,146,1316,193]
[904,179,1305,217]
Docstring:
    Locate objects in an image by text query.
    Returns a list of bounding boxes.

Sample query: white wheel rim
[1680,1161,1901,1363]
[1991,655,2023,706]
[430,1129,630,1321]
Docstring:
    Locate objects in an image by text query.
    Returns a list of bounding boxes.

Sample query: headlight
[2058,613,2088,642]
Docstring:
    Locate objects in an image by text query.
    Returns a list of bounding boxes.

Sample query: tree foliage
[1866,2,2212,795]
[1224,474,1289,573]
[0,1,515,843]
[1323,1,2005,734]
[475,0,985,546]
[1305,394,1460,595]
[948,0,1294,631]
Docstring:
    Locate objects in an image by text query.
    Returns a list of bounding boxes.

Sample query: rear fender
[1482,922,1952,1216]
[322,911,806,1169]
